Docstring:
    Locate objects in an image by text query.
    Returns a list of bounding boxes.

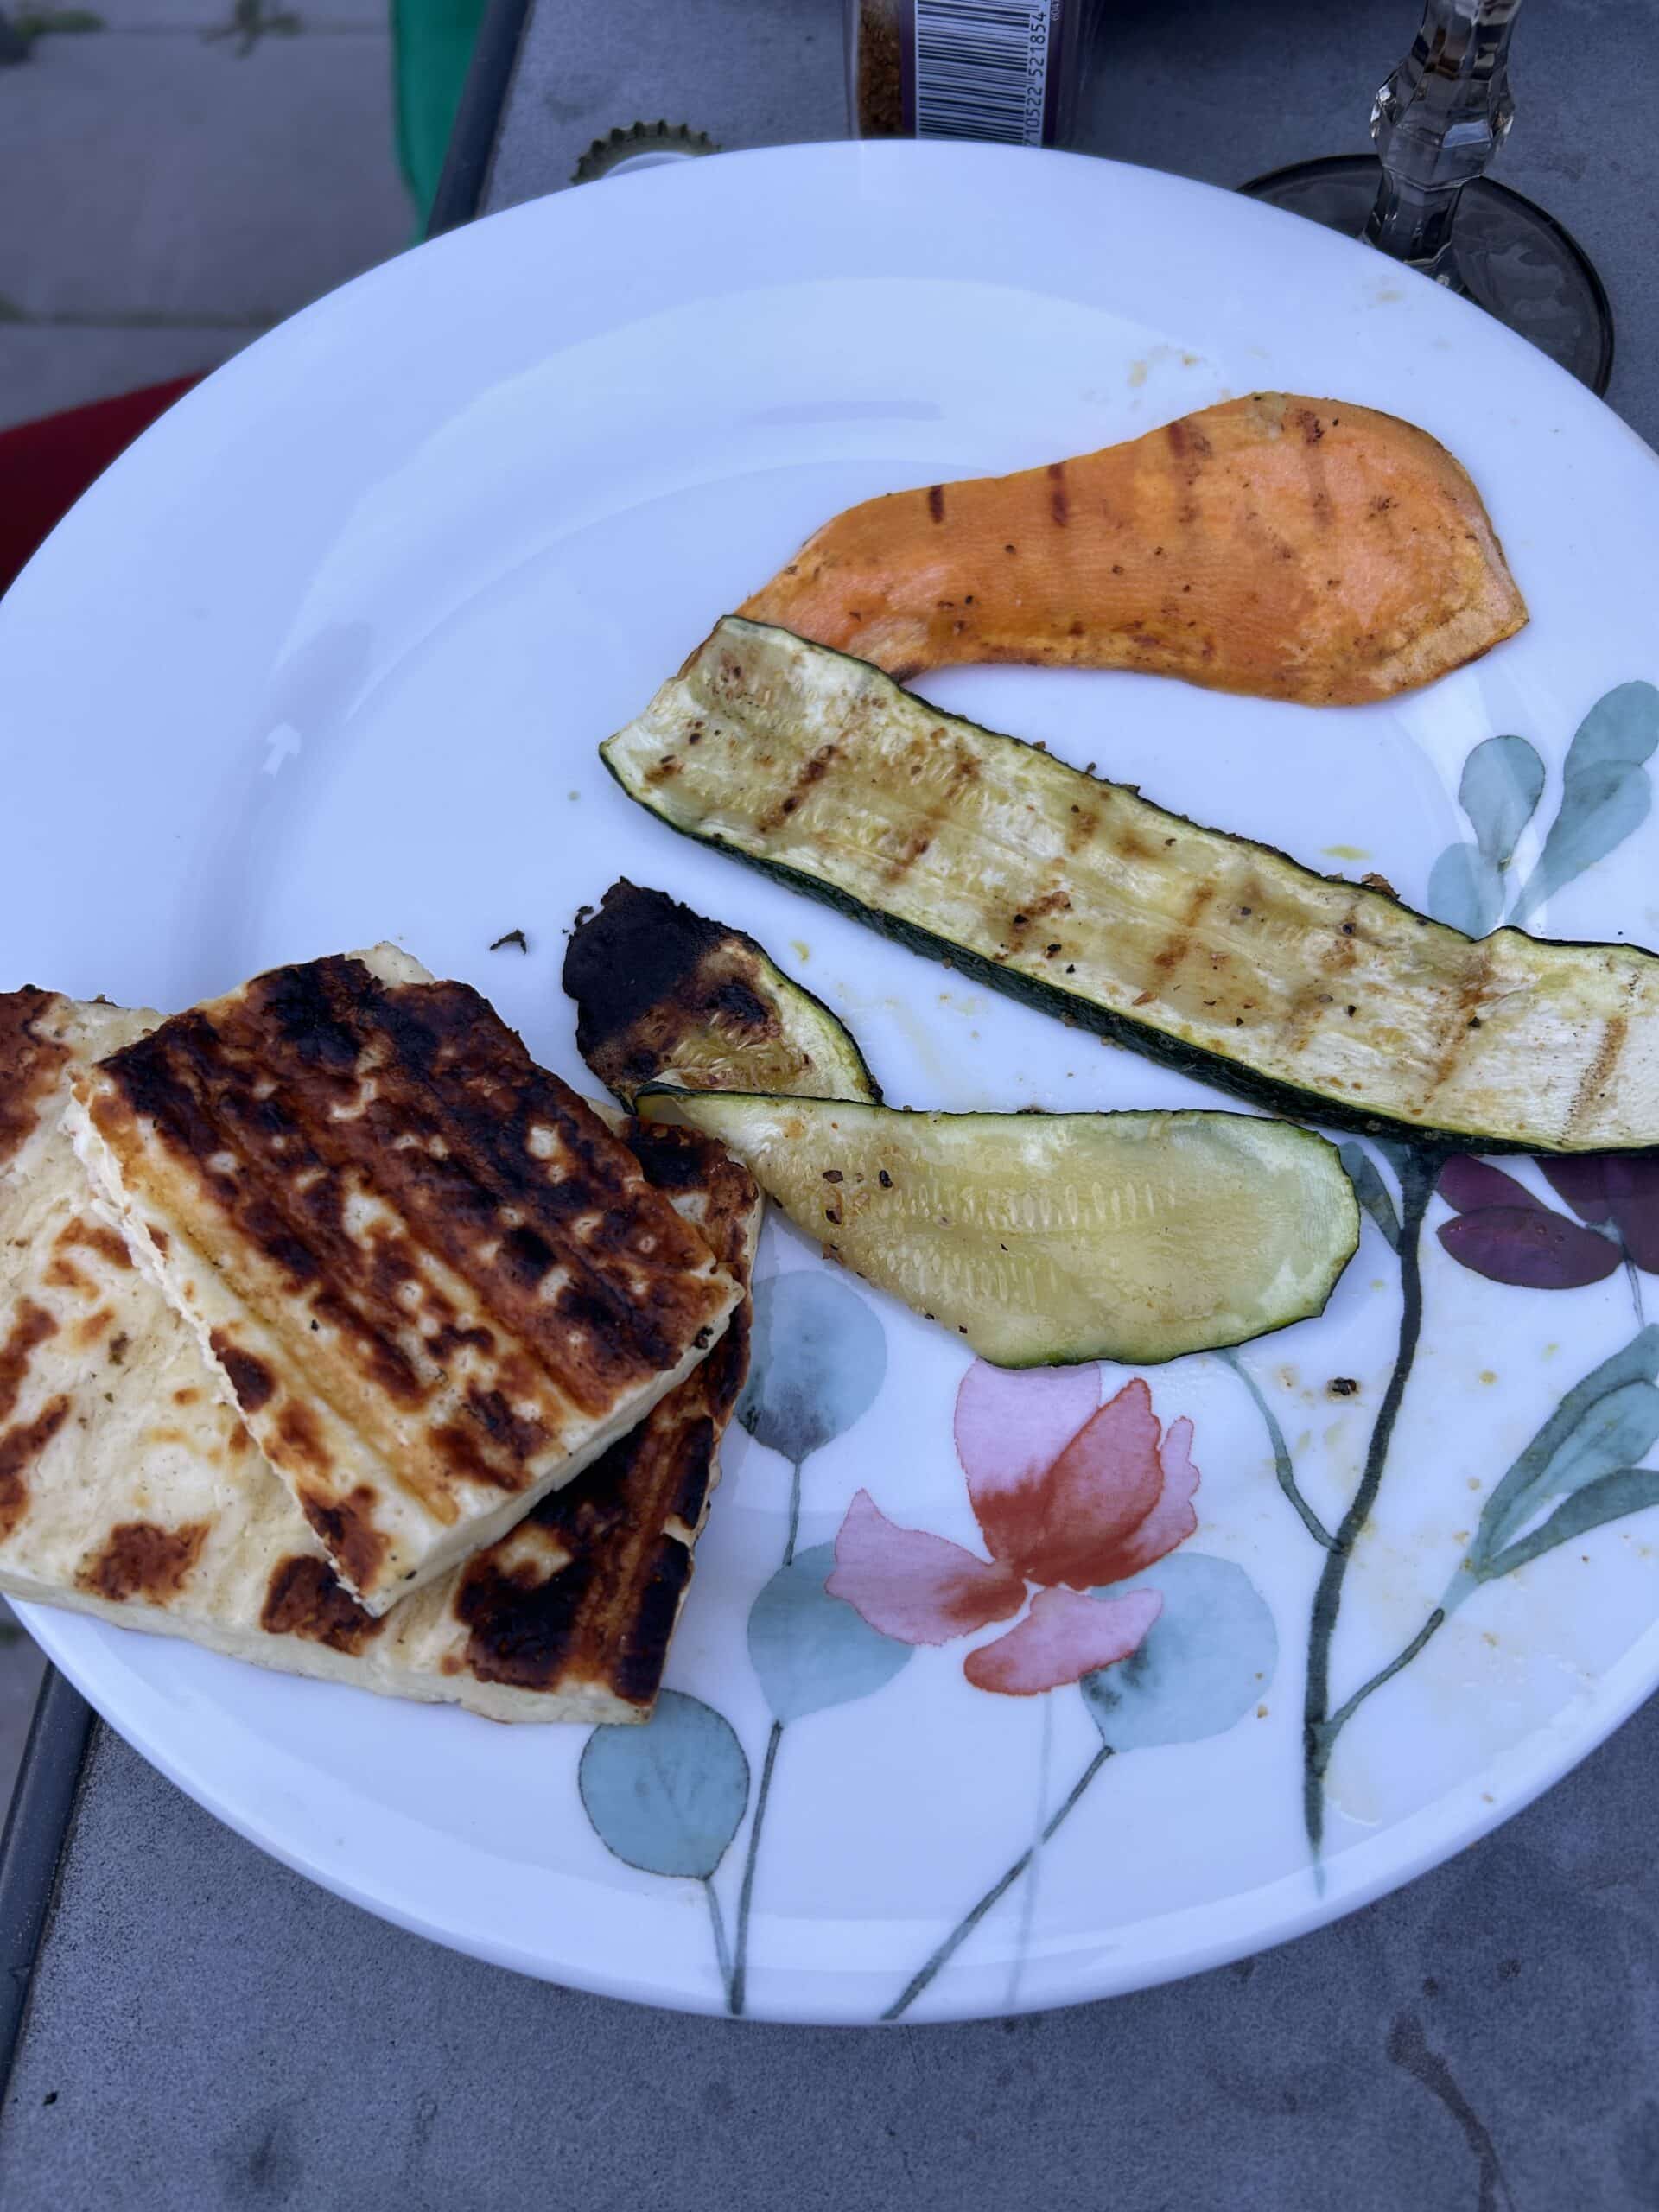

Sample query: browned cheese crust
[77,954,738,1606]
[0,989,761,1721]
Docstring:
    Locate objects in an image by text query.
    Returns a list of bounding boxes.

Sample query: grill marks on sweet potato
[738,392,1527,706]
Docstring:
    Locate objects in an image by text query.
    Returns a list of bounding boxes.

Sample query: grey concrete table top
[485,0,1659,444]
[4,1689,1659,2209]
[3,5,1658,2207]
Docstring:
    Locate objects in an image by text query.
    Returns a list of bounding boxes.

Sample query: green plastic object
[393,0,486,227]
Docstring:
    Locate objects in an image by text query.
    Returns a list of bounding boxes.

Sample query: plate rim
[7,135,1659,2024]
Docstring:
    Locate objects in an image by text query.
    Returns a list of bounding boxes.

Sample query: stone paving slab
[0,31,410,326]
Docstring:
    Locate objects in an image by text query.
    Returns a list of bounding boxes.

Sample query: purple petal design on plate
[1439,1206,1623,1289]
[1537,1156,1615,1227]
[1607,1158,1659,1274]
[1438,1157,1547,1216]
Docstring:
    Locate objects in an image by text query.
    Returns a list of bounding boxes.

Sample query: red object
[0,376,201,598]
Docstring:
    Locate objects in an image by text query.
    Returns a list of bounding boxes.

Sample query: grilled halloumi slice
[0,988,760,1722]
[65,948,741,1611]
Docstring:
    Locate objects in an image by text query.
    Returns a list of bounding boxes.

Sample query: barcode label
[913,0,1055,144]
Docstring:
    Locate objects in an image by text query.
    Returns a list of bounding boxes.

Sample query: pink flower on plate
[827,1362,1199,1696]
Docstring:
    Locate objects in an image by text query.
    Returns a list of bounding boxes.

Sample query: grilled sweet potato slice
[739,393,1526,706]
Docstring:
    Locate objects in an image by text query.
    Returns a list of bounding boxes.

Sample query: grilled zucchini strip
[639,1088,1358,1368]
[603,620,1659,1154]
[564,879,880,1107]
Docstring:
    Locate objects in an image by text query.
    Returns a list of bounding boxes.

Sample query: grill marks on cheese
[253,1117,759,1708]
[78,955,737,1607]
[0,989,71,1173]
[0,992,761,1723]
[237,1116,761,1706]
[450,1117,756,1707]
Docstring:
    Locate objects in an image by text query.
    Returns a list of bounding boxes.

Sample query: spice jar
[847,1,1100,146]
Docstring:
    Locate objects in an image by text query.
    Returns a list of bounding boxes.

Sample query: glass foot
[1240,153,1614,395]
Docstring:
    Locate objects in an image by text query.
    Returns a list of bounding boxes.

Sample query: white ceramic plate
[5,143,1659,2024]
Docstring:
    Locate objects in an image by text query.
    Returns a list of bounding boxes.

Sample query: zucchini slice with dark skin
[639,1087,1360,1367]
[563,879,881,1108]
[603,620,1659,1154]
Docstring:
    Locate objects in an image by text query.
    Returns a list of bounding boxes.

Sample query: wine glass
[1242,0,1613,393]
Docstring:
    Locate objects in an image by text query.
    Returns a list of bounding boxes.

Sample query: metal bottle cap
[572,122,718,185]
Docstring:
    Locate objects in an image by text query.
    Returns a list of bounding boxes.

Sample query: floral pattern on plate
[576,676,1659,2018]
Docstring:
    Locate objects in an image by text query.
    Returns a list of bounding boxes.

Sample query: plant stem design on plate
[1216,1344,1335,1553]
[1300,1146,1438,1869]
[579,1268,896,2016]
[727,1269,895,2015]
[578,1689,752,2001]
[1310,1325,1659,1790]
[1242,668,1656,1874]
[1425,681,1657,937]
[1236,1124,1659,1875]
[829,1362,1277,2020]
[577,679,1659,1999]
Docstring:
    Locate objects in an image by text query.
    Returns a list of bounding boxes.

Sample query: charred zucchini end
[563,878,880,1108]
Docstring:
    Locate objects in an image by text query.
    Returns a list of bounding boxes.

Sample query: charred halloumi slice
[0,989,760,1722]
[66,950,740,1611]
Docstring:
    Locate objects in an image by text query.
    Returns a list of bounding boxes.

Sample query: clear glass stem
[1364,0,1522,281]
[1366,176,1463,278]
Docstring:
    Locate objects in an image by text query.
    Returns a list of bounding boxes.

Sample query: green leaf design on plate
[1081,1554,1277,1751]
[738,1271,887,1463]
[1510,681,1659,924]
[1426,842,1504,937]
[1338,1142,1402,1253]
[1459,734,1546,872]
[1371,1137,1423,1184]
[747,1542,912,1723]
[1465,1325,1659,1577]
[1478,1466,1659,1582]
[579,1688,749,1879]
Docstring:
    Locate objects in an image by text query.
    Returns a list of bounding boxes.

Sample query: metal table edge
[0,1671,93,2101]
[425,0,537,239]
